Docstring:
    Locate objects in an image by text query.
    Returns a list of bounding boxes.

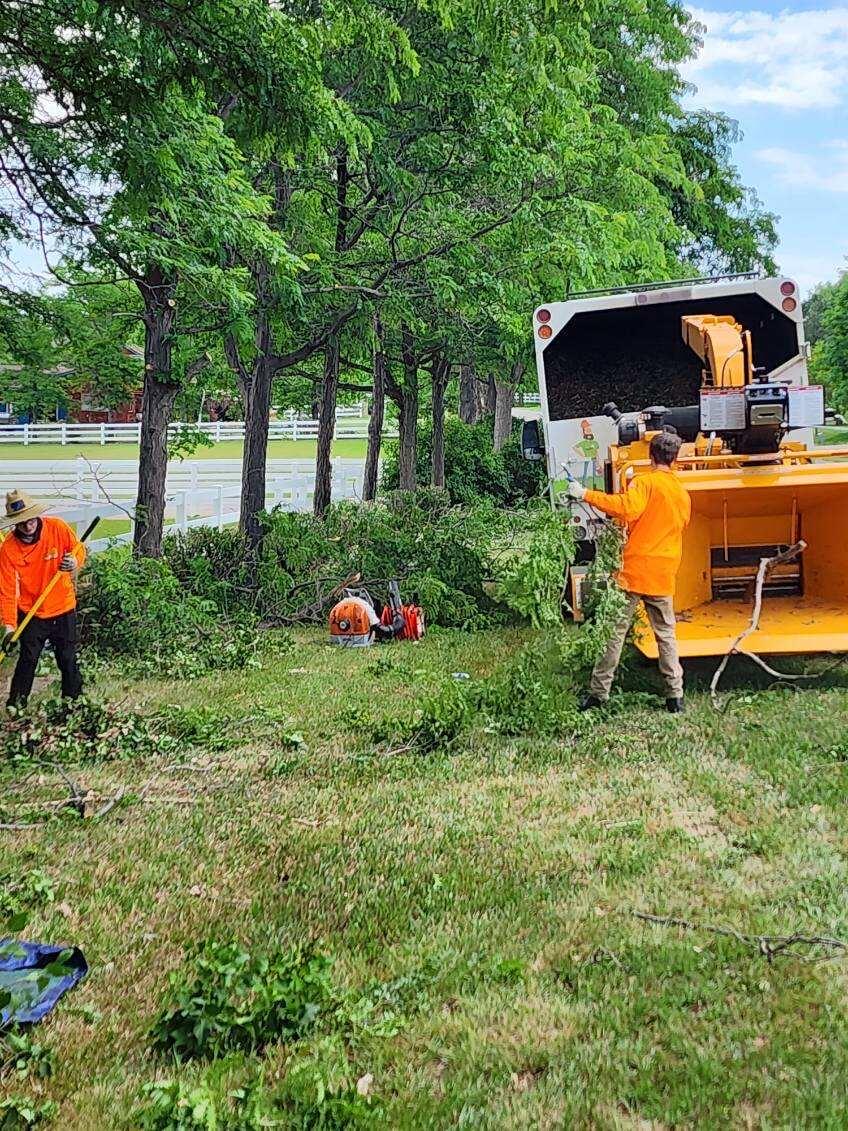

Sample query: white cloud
[685,7,848,110]
[757,141,848,192]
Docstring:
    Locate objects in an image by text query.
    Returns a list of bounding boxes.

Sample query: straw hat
[1,489,47,530]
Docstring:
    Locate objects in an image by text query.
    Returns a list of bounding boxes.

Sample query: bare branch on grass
[632,911,848,962]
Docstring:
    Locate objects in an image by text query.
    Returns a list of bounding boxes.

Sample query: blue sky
[683,1,848,293]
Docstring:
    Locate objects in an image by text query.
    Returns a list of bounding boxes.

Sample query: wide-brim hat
[1,489,47,530]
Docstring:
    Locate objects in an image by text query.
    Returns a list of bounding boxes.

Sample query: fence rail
[0,410,391,446]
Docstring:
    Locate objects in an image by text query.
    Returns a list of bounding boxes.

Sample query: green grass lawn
[3,629,848,1127]
[0,437,368,461]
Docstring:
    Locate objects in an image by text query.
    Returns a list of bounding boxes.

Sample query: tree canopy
[1,0,781,547]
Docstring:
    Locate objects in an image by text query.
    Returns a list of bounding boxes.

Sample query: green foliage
[379,679,472,756]
[497,505,576,628]
[167,425,215,462]
[0,696,174,765]
[0,1031,55,1082]
[809,272,848,411]
[0,1096,58,1130]
[151,942,334,1061]
[279,1037,379,1129]
[136,1060,378,1131]
[379,520,627,749]
[79,550,260,677]
[0,869,56,919]
[163,493,499,630]
[381,417,545,507]
[136,1080,220,1131]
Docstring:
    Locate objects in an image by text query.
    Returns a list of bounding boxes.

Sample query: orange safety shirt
[0,516,86,627]
[584,469,691,597]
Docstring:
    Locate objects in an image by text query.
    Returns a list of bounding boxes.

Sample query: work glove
[60,553,77,572]
[565,478,587,501]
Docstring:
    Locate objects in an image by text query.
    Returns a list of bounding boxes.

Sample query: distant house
[73,387,143,424]
[72,344,143,423]
[0,345,144,423]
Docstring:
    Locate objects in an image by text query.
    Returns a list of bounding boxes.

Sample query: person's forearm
[584,487,645,522]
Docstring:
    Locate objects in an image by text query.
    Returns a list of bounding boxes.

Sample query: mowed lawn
[3,628,848,1127]
[0,437,368,462]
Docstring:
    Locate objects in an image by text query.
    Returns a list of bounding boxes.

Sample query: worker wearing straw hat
[0,490,86,708]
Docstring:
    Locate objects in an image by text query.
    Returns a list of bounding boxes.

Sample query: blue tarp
[0,940,87,1025]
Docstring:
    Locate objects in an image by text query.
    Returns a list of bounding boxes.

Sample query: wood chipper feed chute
[634,454,848,658]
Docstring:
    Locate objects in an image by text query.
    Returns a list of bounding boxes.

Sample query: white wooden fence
[0,458,367,552]
[0,407,391,446]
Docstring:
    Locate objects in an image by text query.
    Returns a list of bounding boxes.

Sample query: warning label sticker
[700,388,746,431]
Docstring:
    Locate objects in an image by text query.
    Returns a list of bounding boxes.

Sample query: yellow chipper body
[603,313,848,659]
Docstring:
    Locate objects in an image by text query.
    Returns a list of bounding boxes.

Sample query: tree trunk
[431,355,449,488]
[236,255,276,549]
[363,313,386,502]
[133,275,178,558]
[476,375,488,421]
[239,355,274,546]
[458,361,479,424]
[228,165,292,552]
[493,361,524,452]
[397,327,419,491]
[313,336,340,516]
[485,373,497,417]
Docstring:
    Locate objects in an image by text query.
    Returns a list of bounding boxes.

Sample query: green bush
[151,941,334,1060]
[381,416,546,505]
[0,1096,58,1130]
[79,549,260,677]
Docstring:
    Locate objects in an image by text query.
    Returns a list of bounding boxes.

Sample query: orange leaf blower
[329,580,424,648]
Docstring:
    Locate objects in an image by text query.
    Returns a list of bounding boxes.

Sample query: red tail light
[536,308,551,323]
[780,280,796,296]
[538,325,552,339]
[782,297,797,312]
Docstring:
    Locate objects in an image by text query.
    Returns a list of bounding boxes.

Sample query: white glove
[565,478,587,500]
[60,553,77,572]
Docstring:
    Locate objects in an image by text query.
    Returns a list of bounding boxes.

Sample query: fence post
[292,414,298,442]
[23,422,29,447]
[60,421,66,446]
[215,420,222,443]
[216,485,224,530]
[100,422,106,446]
[176,490,187,532]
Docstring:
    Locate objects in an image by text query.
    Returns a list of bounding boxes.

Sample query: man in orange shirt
[566,431,691,713]
[0,490,86,709]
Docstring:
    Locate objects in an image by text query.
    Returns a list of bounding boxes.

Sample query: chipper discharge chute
[602,312,848,659]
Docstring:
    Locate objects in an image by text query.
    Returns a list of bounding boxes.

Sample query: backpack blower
[329,580,424,648]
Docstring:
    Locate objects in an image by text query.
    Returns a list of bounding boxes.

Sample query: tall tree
[0,0,341,554]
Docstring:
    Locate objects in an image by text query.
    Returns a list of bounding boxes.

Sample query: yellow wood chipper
[523,274,848,659]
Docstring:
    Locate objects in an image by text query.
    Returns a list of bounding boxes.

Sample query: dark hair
[649,430,682,466]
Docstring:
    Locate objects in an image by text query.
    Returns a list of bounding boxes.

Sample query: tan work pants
[588,592,683,701]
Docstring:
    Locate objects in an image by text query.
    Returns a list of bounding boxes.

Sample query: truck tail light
[538,325,552,339]
[780,281,796,296]
[536,308,551,323]
[782,297,797,312]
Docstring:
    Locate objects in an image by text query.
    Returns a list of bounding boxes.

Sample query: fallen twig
[632,910,848,962]
[710,541,809,709]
